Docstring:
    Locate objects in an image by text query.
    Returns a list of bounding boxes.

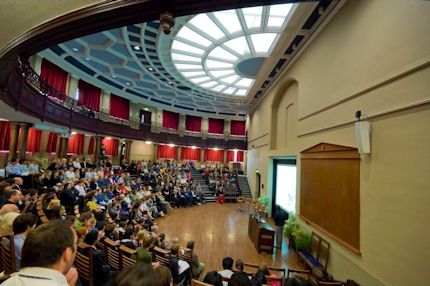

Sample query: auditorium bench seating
[152,245,172,267]
[103,238,120,270]
[118,245,137,270]
[0,235,16,274]
[75,242,94,286]
[287,269,344,286]
[298,232,330,270]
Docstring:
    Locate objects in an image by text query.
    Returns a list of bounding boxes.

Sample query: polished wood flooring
[155,202,301,273]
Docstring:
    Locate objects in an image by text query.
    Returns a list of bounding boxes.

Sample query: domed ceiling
[38,1,339,119]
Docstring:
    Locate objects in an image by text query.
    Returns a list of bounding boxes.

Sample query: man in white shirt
[218,257,234,286]
[3,220,78,286]
[72,158,81,169]
[64,167,76,182]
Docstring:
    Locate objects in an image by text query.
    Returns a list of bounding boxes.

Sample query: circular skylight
[171,3,293,96]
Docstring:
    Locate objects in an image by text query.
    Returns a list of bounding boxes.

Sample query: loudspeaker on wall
[355,121,371,154]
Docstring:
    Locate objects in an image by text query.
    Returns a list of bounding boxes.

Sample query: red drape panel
[26,129,42,152]
[40,59,68,101]
[67,134,85,154]
[185,115,201,133]
[78,80,101,111]
[0,121,11,151]
[181,147,201,161]
[208,118,224,135]
[204,149,224,162]
[46,132,58,153]
[230,120,246,136]
[88,137,95,155]
[157,145,177,160]
[102,138,119,156]
[227,150,244,162]
[162,111,179,130]
[109,94,130,120]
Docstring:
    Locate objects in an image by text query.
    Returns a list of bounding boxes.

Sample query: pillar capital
[18,122,33,129]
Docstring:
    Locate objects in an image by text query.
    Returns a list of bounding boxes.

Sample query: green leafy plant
[257,194,270,207]
[294,232,311,252]
[283,213,299,237]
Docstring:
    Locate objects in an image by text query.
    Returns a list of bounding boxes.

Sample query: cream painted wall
[0,0,104,52]
[247,1,430,286]
[130,140,155,162]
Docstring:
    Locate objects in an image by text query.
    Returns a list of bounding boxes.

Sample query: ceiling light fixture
[126,82,131,85]
[160,11,175,35]
[168,143,175,147]
[72,48,79,52]
[148,67,154,71]
[71,132,77,135]
[85,57,90,61]
[145,141,152,144]
[134,46,140,50]
[191,146,197,149]
[106,137,112,140]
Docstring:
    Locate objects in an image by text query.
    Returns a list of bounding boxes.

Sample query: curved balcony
[3,61,247,150]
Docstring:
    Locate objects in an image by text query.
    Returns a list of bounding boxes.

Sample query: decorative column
[201,117,208,138]
[18,123,32,159]
[100,91,111,114]
[224,119,231,137]
[177,146,182,161]
[57,136,69,158]
[94,136,104,162]
[200,148,205,163]
[124,140,132,164]
[154,144,159,161]
[8,122,20,160]
[223,149,228,164]
[178,114,186,136]
[67,75,78,99]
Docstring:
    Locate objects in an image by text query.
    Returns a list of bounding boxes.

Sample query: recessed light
[145,141,152,144]
[168,82,173,85]
[168,143,175,147]
[72,48,79,52]
[85,57,90,61]
[134,46,140,50]
[214,147,219,151]
[126,82,131,85]
[143,107,149,111]
[71,132,77,135]
[171,99,174,102]
[148,67,154,71]
[112,75,116,78]
[106,137,112,140]
[191,146,197,149]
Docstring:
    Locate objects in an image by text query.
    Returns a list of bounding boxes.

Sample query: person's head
[235,259,244,272]
[14,177,23,186]
[5,189,21,203]
[0,204,20,216]
[170,244,179,255]
[159,233,165,242]
[104,223,116,237]
[65,215,78,229]
[154,265,172,286]
[110,263,162,286]
[222,257,234,270]
[123,229,134,240]
[0,212,21,231]
[76,227,88,242]
[84,230,99,245]
[21,220,77,274]
[142,235,154,249]
[13,213,37,235]
[258,263,270,275]
[203,271,223,286]
[186,240,195,250]
[79,212,92,225]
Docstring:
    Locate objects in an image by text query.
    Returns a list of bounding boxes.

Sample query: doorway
[256,172,261,198]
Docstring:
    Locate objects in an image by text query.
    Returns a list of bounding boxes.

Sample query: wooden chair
[119,245,137,270]
[179,246,193,266]
[191,279,212,286]
[243,262,286,278]
[0,235,16,274]
[298,232,330,270]
[36,205,49,224]
[75,242,94,286]
[152,245,171,267]
[103,238,120,270]
[287,268,343,286]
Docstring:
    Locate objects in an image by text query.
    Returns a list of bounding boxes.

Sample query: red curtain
[185,115,201,133]
[46,132,58,153]
[230,120,246,136]
[227,150,244,162]
[109,94,130,120]
[40,59,68,101]
[157,145,177,160]
[67,134,85,154]
[181,147,200,161]
[78,80,101,111]
[162,111,179,130]
[103,138,119,156]
[204,149,224,162]
[88,137,95,155]
[26,128,42,152]
[208,118,224,135]
[0,121,11,151]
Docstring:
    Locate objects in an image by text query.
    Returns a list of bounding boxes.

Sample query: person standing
[273,205,288,248]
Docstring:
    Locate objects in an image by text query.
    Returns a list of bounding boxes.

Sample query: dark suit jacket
[79,246,111,286]
[228,272,251,286]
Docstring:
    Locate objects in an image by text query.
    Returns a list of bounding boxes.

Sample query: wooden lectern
[248,215,275,254]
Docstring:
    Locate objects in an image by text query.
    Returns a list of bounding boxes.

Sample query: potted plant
[257,194,269,207]
[293,228,311,252]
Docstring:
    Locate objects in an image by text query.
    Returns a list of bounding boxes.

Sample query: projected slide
[275,164,297,213]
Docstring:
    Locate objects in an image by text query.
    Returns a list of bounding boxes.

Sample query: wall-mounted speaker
[355,121,371,154]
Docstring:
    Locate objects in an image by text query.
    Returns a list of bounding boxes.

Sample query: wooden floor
[155,202,301,273]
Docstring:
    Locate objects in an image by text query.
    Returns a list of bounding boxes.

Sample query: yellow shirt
[86,201,98,211]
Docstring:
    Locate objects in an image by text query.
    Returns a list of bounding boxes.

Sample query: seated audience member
[133,231,153,264]
[286,267,335,286]
[2,189,22,208]
[0,204,20,220]
[187,240,205,279]
[219,257,234,286]
[251,263,270,286]
[170,244,187,284]
[155,265,173,286]
[3,220,78,286]
[110,263,162,286]
[0,212,21,232]
[81,230,117,286]
[11,213,38,270]
[76,227,88,243]
[120,228,136,249]
[228,259,251,286]
[5,159,24,177]
[204,271,223,286]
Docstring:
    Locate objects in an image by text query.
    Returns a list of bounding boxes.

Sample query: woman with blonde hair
[0,212,20,232]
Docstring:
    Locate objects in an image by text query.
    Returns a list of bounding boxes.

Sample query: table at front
[248,215,275,254]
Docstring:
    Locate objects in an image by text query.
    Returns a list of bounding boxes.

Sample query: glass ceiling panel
[235,89,247,96]
[209,70,234,77]
[205,60,233,69]
[221,75,240,84]
[213,10,242,34]
[224,87,236,95]
[235,78,254,88]
[174,63,202,70]
[250,33,277,53]
[171,53,201,62]
[267,3,293,27]
[181,71,206,77]
[223,37,250,56]
[208,46,238,61]
[171,40,205,55]
[176,26,213,47]
[211,85,227,92]
[189,76,212,84]
[189,14,225,40]
[200,81,218,88]
[242,6,262,29]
